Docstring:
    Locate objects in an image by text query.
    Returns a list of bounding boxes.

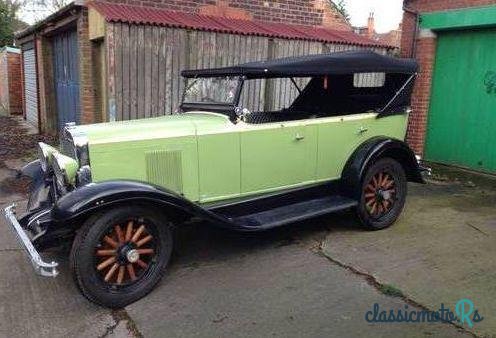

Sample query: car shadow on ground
[170,209,363,270]
[48,208,363,277]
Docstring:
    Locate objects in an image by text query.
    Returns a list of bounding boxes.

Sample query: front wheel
[356,158,407,230]
[70,205,173,308]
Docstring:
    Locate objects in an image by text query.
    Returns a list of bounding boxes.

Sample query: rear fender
[341,137,424,199]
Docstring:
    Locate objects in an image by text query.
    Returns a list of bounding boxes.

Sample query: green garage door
[425,28,496,173]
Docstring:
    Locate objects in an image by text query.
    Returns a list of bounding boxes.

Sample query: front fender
[341,137,424,199]
[19,160,54,213]
[50,180,231,227]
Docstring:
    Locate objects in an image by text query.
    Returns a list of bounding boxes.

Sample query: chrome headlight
[62,123,90,167]
[52,152,79,193]
[37,142,58,172]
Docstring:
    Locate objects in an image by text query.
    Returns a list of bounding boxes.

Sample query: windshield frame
[181,75,244,109]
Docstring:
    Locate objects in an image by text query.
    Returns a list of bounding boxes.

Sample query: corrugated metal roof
[89,2,391,48]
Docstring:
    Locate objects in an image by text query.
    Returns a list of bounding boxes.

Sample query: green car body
[72,111,408,204]
[4,51,425,308]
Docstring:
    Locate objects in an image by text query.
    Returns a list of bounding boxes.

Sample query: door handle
[357,126,368,135]
[295,133,305,141]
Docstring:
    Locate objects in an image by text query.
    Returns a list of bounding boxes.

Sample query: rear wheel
[70,205,173,308]
[356,158,407,230]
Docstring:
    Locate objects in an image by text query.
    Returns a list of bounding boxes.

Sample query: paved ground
[0,116,491,338]
[1,166,482,337]
[322,181,496,337]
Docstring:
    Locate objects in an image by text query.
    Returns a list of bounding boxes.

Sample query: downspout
[403,6,420,58]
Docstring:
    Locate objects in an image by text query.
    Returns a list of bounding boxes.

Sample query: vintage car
[4,51,425,308]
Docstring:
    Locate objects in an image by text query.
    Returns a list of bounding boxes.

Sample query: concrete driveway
[322,179,496,337]
[1,160,487,337]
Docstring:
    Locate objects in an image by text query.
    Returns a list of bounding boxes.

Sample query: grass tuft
[377,284,404,298]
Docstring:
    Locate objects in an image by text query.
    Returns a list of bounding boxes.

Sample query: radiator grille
[145,150,183,193]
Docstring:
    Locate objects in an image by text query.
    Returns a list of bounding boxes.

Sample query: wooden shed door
[23,48,38,126]
[425,29,496,173]
[53,30,80,131]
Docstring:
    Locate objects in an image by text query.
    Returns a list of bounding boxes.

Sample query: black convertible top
[181,51,418,79]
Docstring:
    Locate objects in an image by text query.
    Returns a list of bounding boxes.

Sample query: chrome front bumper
[3,204,58,277]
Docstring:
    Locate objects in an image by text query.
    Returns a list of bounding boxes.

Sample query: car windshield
[183,77,239,105]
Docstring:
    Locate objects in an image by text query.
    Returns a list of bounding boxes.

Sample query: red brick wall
[405,36,436,154]
[78,8,98,125]
[0,50,23,116]
[7,52,23,115]
[98,0,351,30]
[404,0,496,12]
[401,0,496,155]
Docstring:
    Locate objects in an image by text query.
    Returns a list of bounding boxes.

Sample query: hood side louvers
[145,150,183,194]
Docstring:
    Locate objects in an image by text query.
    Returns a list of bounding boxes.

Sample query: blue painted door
[53,30,80,131]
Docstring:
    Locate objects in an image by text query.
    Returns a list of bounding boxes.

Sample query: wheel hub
[380,189,392,201]
[116,243,138,264]
[126,249,140,263]
[94,220,156,285]
[364,171,396,217]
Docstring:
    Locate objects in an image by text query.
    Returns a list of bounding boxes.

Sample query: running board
[230,195,357,230]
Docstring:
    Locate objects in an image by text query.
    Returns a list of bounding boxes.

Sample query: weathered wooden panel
[106,23,116,121]
[121,23,130,120]
[129,25,138,120]
[88,7,105,41]
[144,26,152,118]
[108,22,389,121]
[52,29,81,131]
[136,26,145,120]
[114,23,123,120]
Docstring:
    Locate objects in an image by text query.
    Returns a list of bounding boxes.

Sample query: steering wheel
[234,107,251,122]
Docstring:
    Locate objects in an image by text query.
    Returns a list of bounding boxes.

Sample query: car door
[314,112,409,181]
[239,120,318,195]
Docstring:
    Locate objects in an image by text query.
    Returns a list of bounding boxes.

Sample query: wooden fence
[106,23,390,121]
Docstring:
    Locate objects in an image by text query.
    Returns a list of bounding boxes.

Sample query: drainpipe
[403,6,420,58]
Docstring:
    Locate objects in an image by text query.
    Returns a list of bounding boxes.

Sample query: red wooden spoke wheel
[364,170,396,218]
[95,219,157,286]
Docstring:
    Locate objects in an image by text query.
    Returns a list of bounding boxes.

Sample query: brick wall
[99,0,351,30]
[405,35,436,154]
[7,52,23,115]
[78,8,98,125]
[401,0,496,155]
[0,50,23,116]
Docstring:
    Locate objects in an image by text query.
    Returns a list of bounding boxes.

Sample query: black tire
[356,158,407,230]
[70,205,173,308]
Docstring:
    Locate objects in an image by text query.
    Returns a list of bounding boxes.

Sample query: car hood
[73,112,233,145]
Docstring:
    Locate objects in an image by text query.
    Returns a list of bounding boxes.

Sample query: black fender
[18,160,54,212]
[341,137,424,199]
[50,180,233,229]
[19,159,44,179]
